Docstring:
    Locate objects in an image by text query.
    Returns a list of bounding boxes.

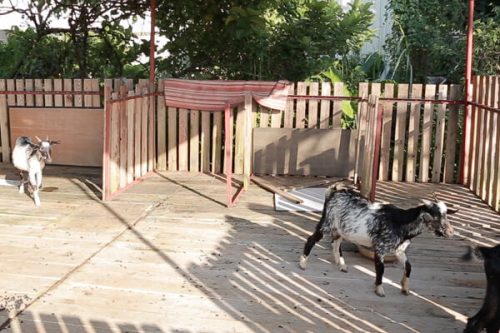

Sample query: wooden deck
[0,164,499,333]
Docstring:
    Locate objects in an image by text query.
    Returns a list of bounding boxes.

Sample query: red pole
[459,0,475,185]
[149,0,157,84]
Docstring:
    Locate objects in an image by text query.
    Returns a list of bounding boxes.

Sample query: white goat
[12,136,59,206]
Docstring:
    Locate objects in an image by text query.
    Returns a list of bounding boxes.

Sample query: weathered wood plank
[189,110,200,172]
[379,83,394,181]
[25,79,34,106]
[283,83,295,128]
[393,84,408,181]
[126,91,135,184]
[332,82,343,129]
[419,84,435,182]
[319,82,331,129]
[141,93,149,175]
[53,79,63,107]
[74,79,83,107]
[296,82,307,128]
[119,86,128,189]
[63,79,73,107]
[406,84,423,182]
[6,79,15,106]
[110,93,120,194]
[432,85,447,182]
[15,79,25,106]
[0,95,9,163]
[444,85,460,183]
[157,80,167,171]
[167,107,177,171]
[308,82,319,128]
[201,111,211,172]
[134,94,143,178]
[492,77,500,211]
[234,105,245,174]
[178,108,189,171]
[212,112,222,173]
[43,79,53,107]
[259,106,269,128]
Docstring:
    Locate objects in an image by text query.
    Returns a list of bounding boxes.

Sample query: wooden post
[0,95,9,163]
[243,93,253,190]
[225,104,233,207]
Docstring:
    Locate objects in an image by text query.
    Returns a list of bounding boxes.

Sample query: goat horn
[432,192,439,202]
[34,136,42,143]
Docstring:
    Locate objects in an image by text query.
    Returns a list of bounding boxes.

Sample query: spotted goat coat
[299,184,457,297]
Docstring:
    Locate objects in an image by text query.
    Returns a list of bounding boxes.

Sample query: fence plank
[491,77,500,211]
[406,84,423,182]
[484,77,496,205]
[393,84,408,181]
[74,79,83,107]
[141,94,149,175]
[25,79,34,106]
[469,77,480,190]
[134,94,142,178]
[259,107,269,128]
[119,86,128,189]
[54,79,63,107]
[157,80,167,171]
[6,80,15,106]
[234,106,245,174]
[417,84,435,182]
[472,77,485,193]
[201,111,211,172]
[83,79,93,107]
[110,93,120,194]
[64,79,73,107]
[178,109,189,171]
[33,79,43,106]
[190,110,200,172]
[444,85,460,183]
[270,108,281,128]
[212,112,222,173]
[332,82,343,128]
[283,83,295,128]
[432,85,448,182]
[166,107,177,171]
[147,87,155,172]
[355,82,369,182]
[475,77,489,198]
[0,95,10,163]
[126,91,135,184]
[43,79,53,107]
[92,80,100,107]
[308,82,319,128]
[379,83,394,180]
[319,82,331,129]
[296,82,307,128]
[15,79,25,106]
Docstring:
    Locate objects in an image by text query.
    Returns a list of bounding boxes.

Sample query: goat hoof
[299,255,308,270]
[400,277,410,295]
[374,285,385,297]
[401,289,410,295]
[339,265,348,273]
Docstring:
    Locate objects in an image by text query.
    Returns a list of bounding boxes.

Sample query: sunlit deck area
[0,165,499,333]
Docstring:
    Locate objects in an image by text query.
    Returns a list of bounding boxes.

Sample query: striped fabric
[164,79,290,111]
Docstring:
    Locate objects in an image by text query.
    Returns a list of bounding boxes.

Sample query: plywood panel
[253,128,357,177]
[9,107,103,167]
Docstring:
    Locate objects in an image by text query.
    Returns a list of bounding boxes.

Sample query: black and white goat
[12,136,59,206]
[463,244,500,333]
[299,184,458,297]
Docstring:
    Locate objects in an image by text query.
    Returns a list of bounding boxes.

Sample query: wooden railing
[466,76,499,212]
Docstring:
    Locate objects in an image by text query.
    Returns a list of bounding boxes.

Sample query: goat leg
[18,171,26,194]
[374,252,385,297]
[29,171,41,207]
[300,229,323,270]
[332,235,347,272]
[395,240,412,295]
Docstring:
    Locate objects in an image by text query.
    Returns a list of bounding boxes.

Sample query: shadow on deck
[0,165,498,333]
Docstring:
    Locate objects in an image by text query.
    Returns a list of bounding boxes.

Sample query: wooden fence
[102,81,155,200]
[466,76,500,211]
[156,81,463,184]
[0,79,464,185]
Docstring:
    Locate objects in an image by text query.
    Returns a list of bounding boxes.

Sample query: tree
[385,0,500,83]
[0,0,148,78]
[156,0,374,81]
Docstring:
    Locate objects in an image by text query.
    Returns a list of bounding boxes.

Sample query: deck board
[0,164,498,333]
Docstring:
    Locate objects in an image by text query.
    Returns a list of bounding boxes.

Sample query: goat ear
[50,140,60,145]
[34,136,42,143]
[478,246,491,259]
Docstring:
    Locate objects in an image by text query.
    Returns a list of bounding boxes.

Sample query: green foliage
[385,0,499,83]
[156,0,375,81]
[0,0,147,78]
